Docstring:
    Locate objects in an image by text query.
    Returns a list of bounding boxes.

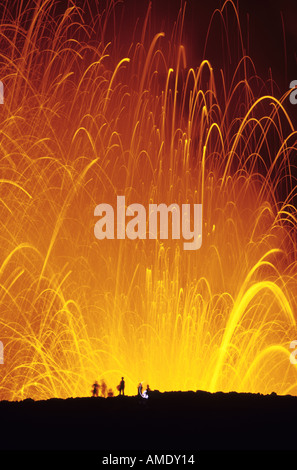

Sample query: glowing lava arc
[0,0,296,400]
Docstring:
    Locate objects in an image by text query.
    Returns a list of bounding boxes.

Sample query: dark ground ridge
[0,389,296,451]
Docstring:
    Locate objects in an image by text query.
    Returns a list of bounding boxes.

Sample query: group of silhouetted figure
[137,381,150,399]
[91,379,113,398]
[91,376,151,399]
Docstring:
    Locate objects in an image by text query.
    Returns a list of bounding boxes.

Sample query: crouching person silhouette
[138,382,149,403]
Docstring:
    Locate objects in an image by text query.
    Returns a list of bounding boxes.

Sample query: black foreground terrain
[0,390,296,453]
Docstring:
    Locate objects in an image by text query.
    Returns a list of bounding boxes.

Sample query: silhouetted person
[101,379,107,398]
[119,377,125,395]
[146,384,151,397]
[92,380,100,397]
[138,382,143,396]
[138,382,148,402]
[108,388,114,397]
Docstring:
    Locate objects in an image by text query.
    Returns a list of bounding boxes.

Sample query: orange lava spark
[0,0,297,400]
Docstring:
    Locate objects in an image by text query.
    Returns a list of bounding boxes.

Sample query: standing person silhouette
[101,379,107,398]
[92,380,100,397]
[119,377,125,395]
[138,382,143,396]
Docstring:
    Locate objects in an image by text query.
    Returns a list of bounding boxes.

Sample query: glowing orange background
[0,0,297,400]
